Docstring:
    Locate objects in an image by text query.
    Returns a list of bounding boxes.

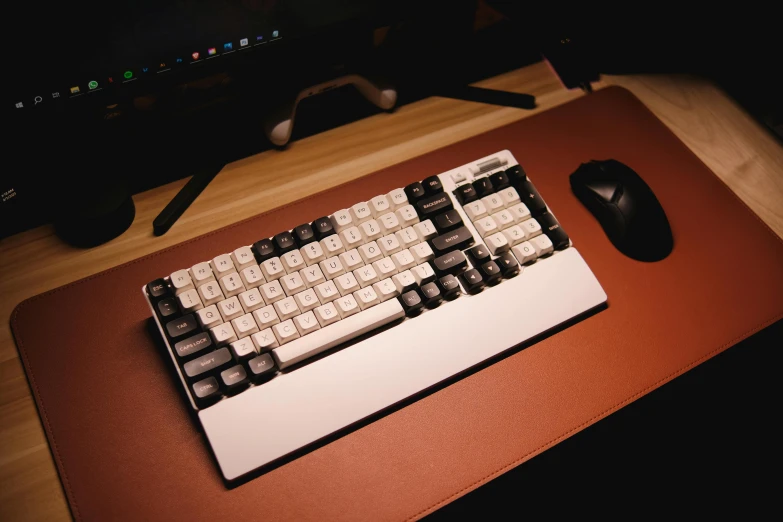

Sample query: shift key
[430,226,475,254]
[183,348,233,380]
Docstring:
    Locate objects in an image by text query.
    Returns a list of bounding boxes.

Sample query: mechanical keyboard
[143,150,607,482]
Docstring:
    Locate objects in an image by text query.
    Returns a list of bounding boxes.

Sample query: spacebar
[272,300,405,369]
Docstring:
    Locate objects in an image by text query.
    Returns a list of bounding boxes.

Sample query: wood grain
[1,62,781,521]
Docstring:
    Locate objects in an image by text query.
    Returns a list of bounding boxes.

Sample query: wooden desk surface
[1,63,782,521]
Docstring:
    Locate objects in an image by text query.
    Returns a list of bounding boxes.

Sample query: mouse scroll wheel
[586,181,620,203]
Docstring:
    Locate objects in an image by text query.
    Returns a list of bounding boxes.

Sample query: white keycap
[280,272,305,296]
[395,205,419,227]
[481,193,505,213]
[281,250,305,273]
[392,270,416,293]
[232,313,259,338]
[500,187,521,206]
[238,288,265,312]
[219,271,245,298]
[520,218,542,238]
[350,202,373,224]
[319,256,345,279]
[335,294,360,318]
[395,227,419,248]
[260,257,285,281]
[294,288,320,313]
[369,195,391,216]
[531,234,554,256]
[211,254,235,276]
[196,305,221,328]
[411,262,436,285]
[358,241,383,263]
[314,280,340,303]
[372,278,399,302]
[198,281,224,306]
[217,296,244,321]
[178,289,203,312]
[293,311,321,335]
[372,257,398,278]
[170,269,193,295]
[353,287,380,310]
[502,225,526,246]
[392,249,416,271]
[239,264,265,289]
[335,272,360,295]
[464,200,487,221]
[492,210,515,230]
[231,337,258,360]
[211,322,238,347]
[339,249,364,271]
[301,242,325,265]
[378,212,401,234]
[378,234,401,256]
[274,296,300,321]
[387,188,408,210]
[189,262,215,287]
[486,232,510,255]
[474,216,498,238]
[272,320,300,345]
[340,226,364,250]
[359,219,382,242]
[253,305,280,328]
[314,302,340,326]
[414,219,437,241]
[354,264,379,287]
[410,242,435,264]
[251,328,279,352]
[299,264,325,288]
[331,209,353,232]
[508,203,531,223]
[320,235,345,256]
[231,246,256,271]
[451,170,467,183]
[260,280,285,304]
[512,241,537,264]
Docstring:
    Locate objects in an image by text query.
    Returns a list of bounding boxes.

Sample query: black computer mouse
[569,159,673,261]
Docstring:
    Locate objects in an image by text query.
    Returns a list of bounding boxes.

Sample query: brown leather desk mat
[12,87,783,521]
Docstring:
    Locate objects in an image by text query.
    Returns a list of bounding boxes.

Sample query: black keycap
[466,245,491,267]
[489,170,510,190]
[437,274,462,299]
[536,212,570,250]
[415,192,453,218]
[312,216,335,239]
[166,314,199,339]
[433,250,468,276]
[459,268,485,294]
[156,298,179,319]
[174,332,213,359]
[496,251,521,278]
[420,282,443,307]
[252,238,277,262]
[430,226,475,254]
[505,164,527,184]
[480,260,502,285]
[454,184,478,205]
[472,177,494,197]
[183,348,233,380]
[247,353,276,382]
[274,231,297,254]
[518,178,548,216]
[422,175,443,195]
[434,209,463,232]
[405,182,426,201]
[192,377,222,407]
[147,279,170,301]
[293,224,316,245]
[220,365,249,393]
[399,288,424,316]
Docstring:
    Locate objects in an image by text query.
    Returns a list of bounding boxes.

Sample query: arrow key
[496,252,521,278]
[459,268,485,294]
